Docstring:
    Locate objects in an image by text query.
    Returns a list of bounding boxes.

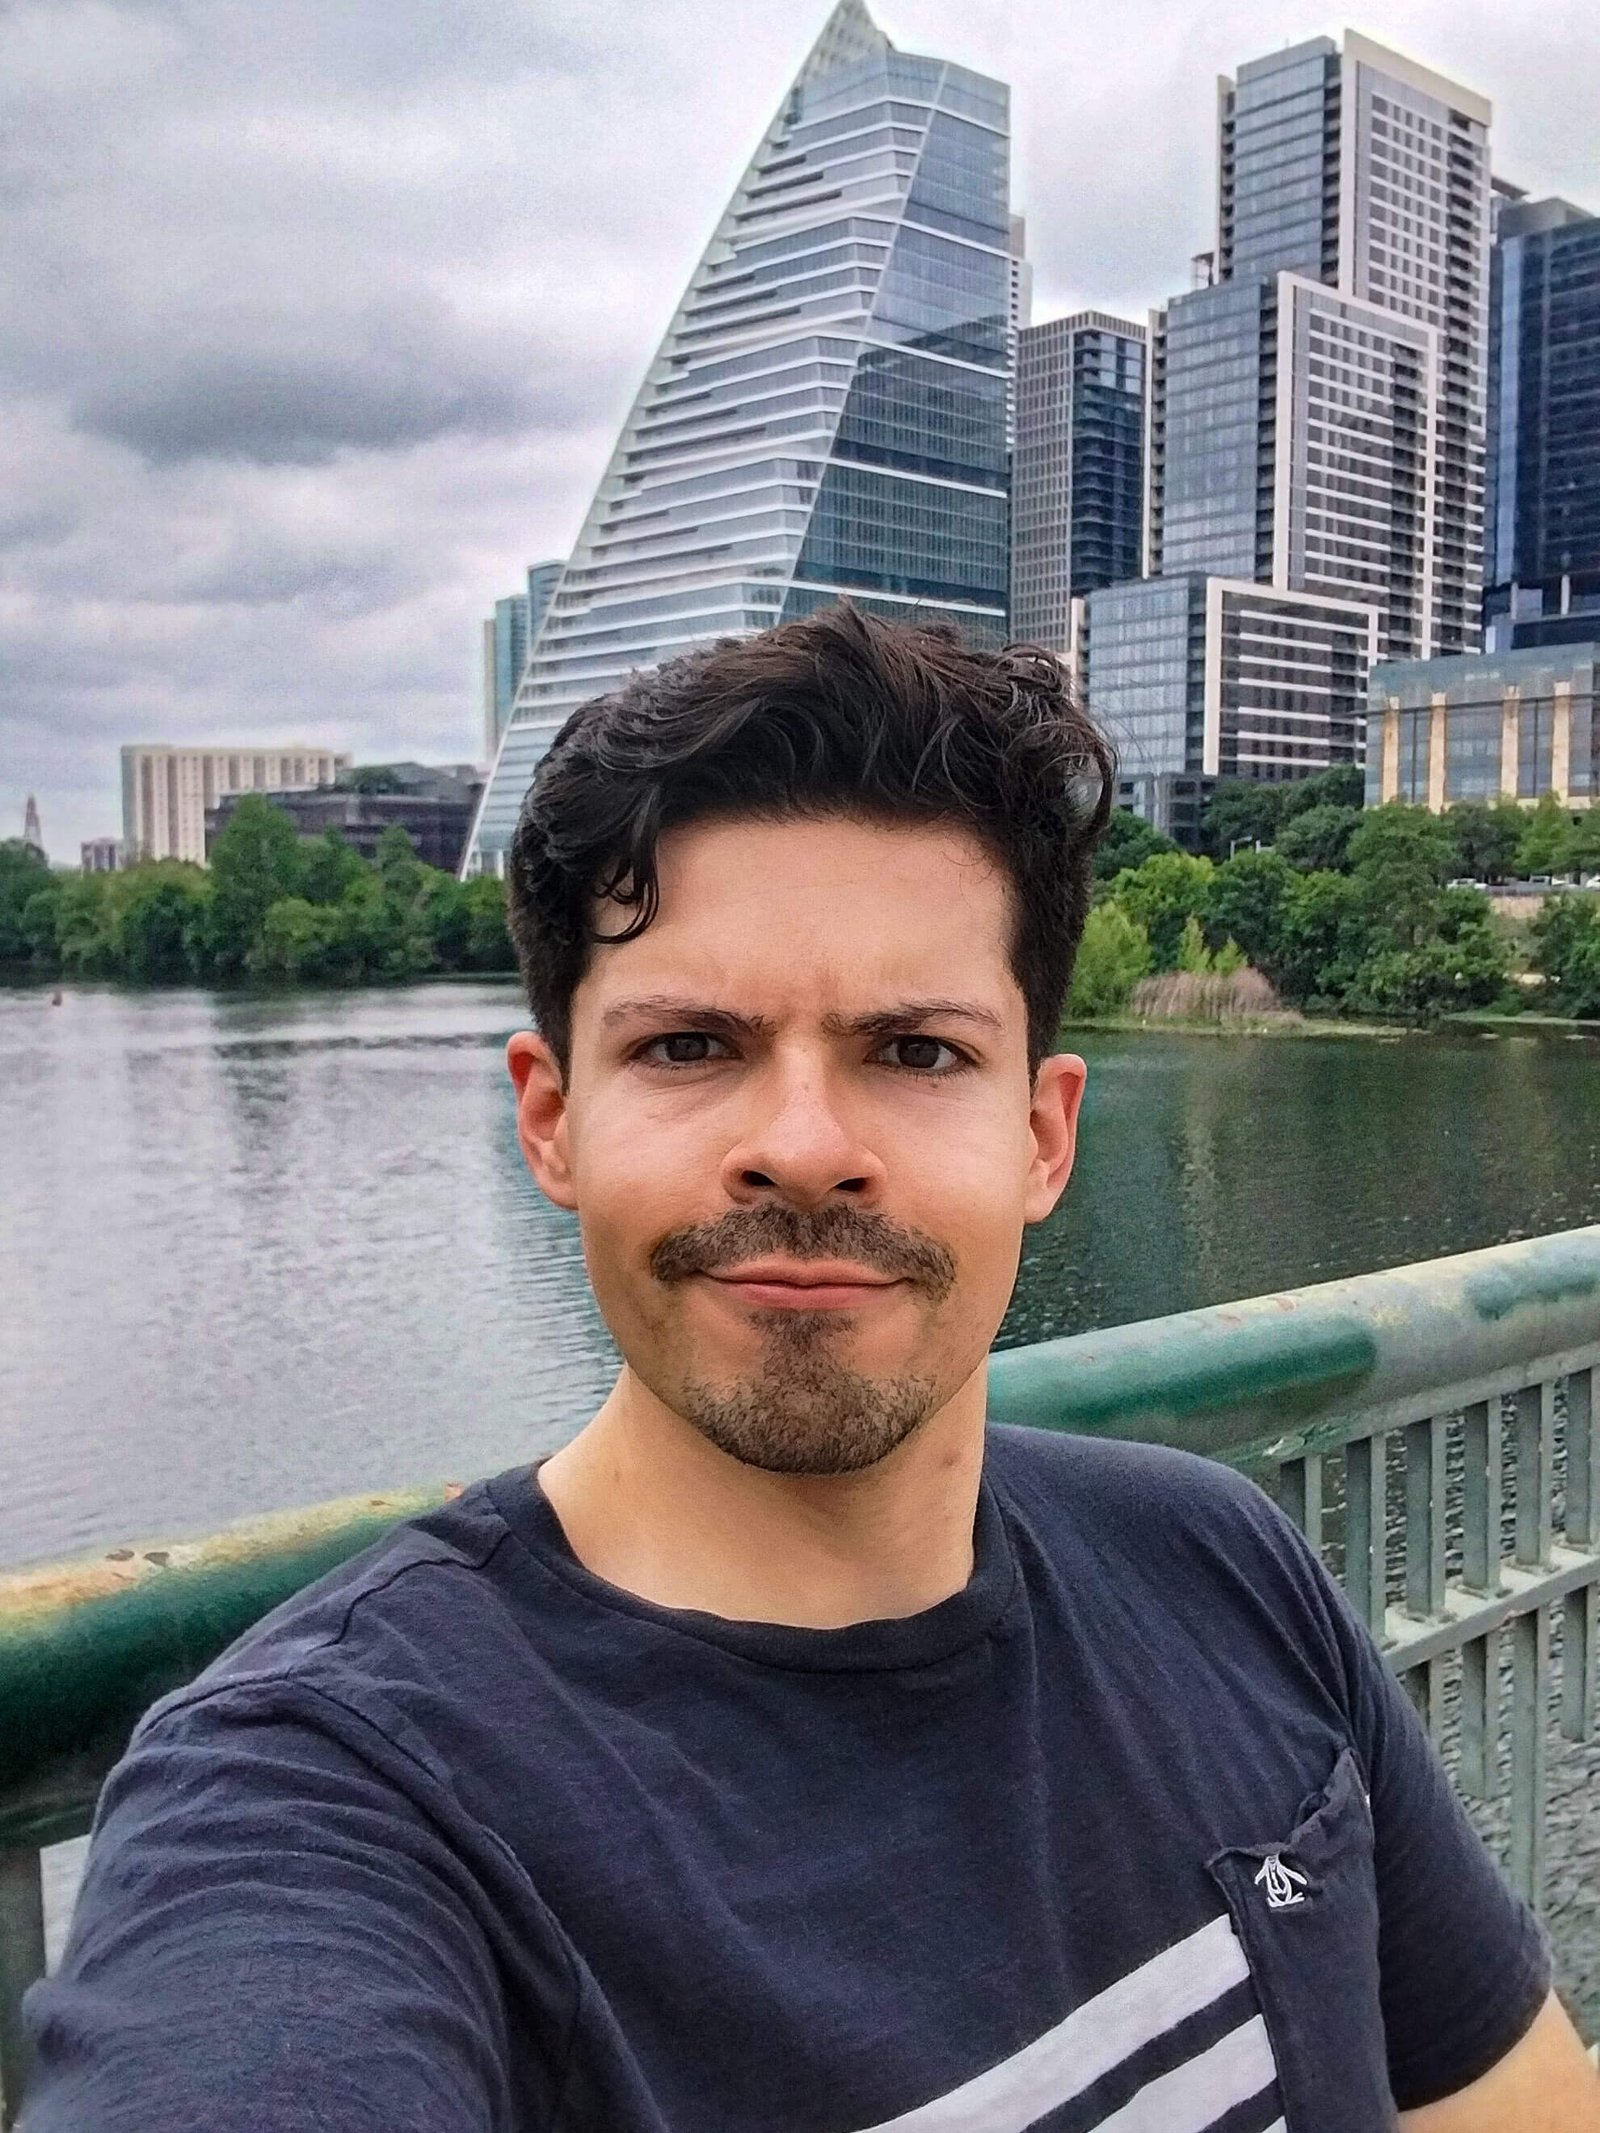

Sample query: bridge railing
[2,1224,1598,2126]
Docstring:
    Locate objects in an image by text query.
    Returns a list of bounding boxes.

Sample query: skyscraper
[1011,313,1145,649]
[1149,33,1492,664]
[1485,192,1600,651]
[462,0,1012,873]
[481,562,563,757]
[1095,31,1491,799]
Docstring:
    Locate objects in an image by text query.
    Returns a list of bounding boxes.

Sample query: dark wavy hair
[506,602,1114,1079]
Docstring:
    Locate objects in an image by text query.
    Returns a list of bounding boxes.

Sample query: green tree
[1062,904,1151,1020]
[1569,808,1600,879]
[1108,850,1214,971]
[1447,800,1524,885]
[1277,764,1366,819]
[1515,792,1578,880]
[1175,913,1213,972]
[109,865,211,982]
[461,875,517,972]
[251,898,340,982]
[0,841,58,964]
[1530,894,1600,1017]
[300,833,368,907]
[1200,780,1284,860]
[1204,848,1296,970]
[1275,805,1362,875]
[1264,871,1361,1006]
[1346,804,1456,952]
[50,875,115,974]
[205,796,307,976]
[1093,809,1177,883]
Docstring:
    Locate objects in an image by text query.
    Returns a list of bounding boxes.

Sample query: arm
[1398,1990,1600,2132]
[21,1679,541,2132]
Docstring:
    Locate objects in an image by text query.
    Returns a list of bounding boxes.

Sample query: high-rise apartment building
[1485,192,1600,652]
[1088,574,1377,786]
[463,0,1012,873]
[481,562,563,756]
[122,745,348,866]
[1099,31,1492,790]
[1011,313,1145,649]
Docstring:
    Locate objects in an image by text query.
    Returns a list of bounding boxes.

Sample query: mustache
[649,1204,957,1301]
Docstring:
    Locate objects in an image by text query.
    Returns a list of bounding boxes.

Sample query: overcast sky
[4,0,1597,857]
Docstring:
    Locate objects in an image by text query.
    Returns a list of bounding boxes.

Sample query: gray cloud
[2,0,1597,857]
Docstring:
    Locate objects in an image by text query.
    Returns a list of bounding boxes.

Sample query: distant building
[1148,33,1493,667]
[1115,772,1215,852]
[206,763,484,875]
[1485,193,1600,652]
[123,745,348,866]
[463,0,1014,874]
[1087,574,1377,785]
[482,562,562,756]
[81,838,123,873]
[1011,313,1145,649]
[1366,642,1597,809]
[22,796,44,860]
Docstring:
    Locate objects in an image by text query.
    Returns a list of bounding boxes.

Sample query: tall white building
[463,0,1014,873]
[122,745,348,865]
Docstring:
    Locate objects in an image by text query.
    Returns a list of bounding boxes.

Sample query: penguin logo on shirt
[1254,1853,1309,1910]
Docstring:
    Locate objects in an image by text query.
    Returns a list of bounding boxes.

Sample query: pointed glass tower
[463,0,1013,872]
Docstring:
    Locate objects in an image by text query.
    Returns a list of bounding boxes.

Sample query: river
[4,982,1599,2009]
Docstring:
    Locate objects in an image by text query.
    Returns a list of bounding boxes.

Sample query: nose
[718,1056,886,1211]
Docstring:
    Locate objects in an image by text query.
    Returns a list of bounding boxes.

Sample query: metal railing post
[0,1846,45,2130]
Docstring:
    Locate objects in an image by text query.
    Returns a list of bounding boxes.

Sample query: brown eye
[885,1036,957,1072]
[644,1033,724,1065]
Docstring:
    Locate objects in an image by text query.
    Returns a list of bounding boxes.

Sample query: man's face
[510,813,1083,1476]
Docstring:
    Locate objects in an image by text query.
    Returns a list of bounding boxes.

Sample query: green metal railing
[2,1224,1598,2125]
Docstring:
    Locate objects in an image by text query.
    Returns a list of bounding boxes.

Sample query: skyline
[4,0,1597,857]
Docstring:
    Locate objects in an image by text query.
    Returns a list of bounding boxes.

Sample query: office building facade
[1087,573,1377,784]
[122,745,348,866]
[1147,33,1491,666]
[482,562,563,756]
[80,839,123,874]
[1012,312,1145,648]
[1367,643,1597,809]
[463,0,1012,872]
[207,763,484,875]
[1485,194,1600,652]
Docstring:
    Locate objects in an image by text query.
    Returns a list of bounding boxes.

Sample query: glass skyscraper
[463,0,1012,873]
[1485,192,1600,652]
[1147,33,1492,666]
[481,562,563,757]
[1011,312,1145,649]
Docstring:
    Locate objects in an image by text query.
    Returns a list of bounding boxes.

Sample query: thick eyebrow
[822,999,1004,1040]
[599,994,1003,1041]
[599,996,775,1039]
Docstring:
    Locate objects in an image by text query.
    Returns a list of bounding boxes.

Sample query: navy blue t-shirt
[25,1428,1548,2131]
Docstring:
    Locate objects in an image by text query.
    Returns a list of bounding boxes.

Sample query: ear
[506,1031,578,1212]
[1023,1052,1086,1225]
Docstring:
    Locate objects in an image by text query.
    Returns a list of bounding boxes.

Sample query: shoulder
[984,1422,1349,1672]
[984,1419,1283,1542]
[133,1474,531,1761]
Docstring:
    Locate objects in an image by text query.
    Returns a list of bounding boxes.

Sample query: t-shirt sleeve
[1266,1492,1553,2111]
[21,1678,545,2132]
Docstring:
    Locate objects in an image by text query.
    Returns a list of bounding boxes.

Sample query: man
[24,608,1599,2131]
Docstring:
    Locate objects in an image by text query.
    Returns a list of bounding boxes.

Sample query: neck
[536,1367,988,1628]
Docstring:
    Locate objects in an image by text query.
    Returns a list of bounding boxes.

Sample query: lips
[703,1263,903,1310]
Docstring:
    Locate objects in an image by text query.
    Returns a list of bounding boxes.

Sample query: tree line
[0,796,517,986]
[1066,770,1600,1024]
